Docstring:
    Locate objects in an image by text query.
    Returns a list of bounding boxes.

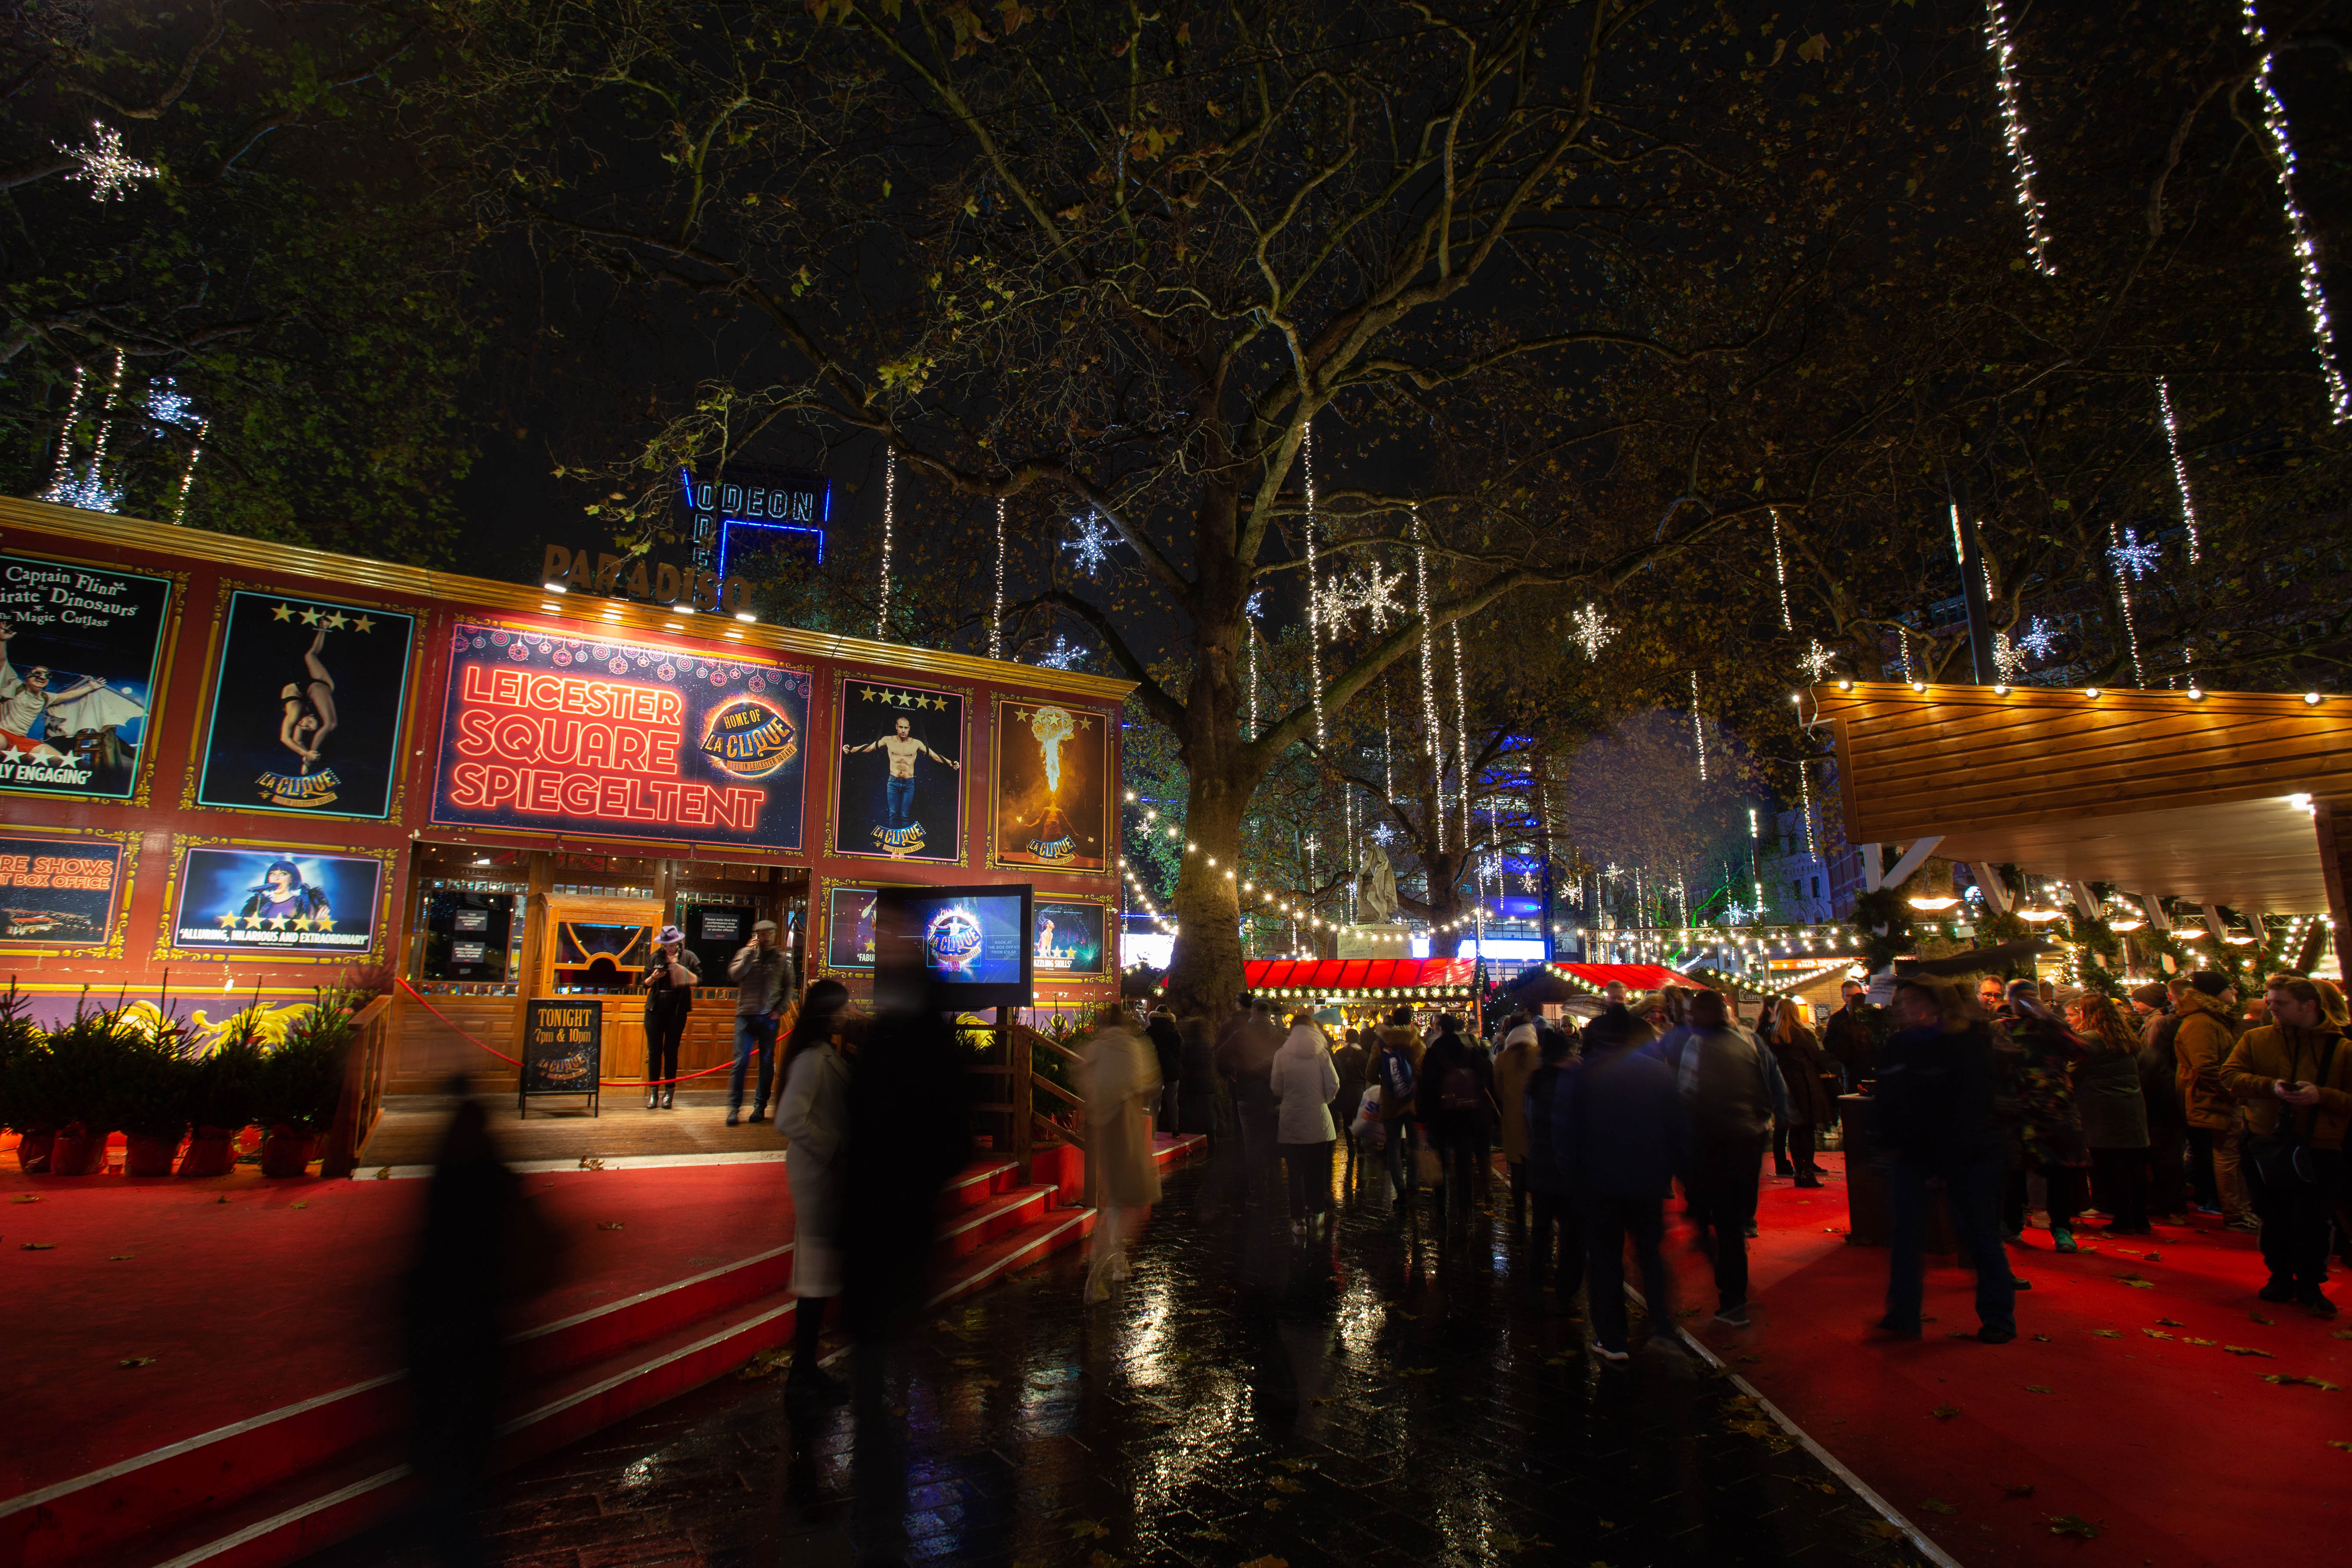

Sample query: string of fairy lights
[2241,0,2349,423]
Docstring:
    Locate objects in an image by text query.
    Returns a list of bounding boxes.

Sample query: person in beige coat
[1081,1003,1163,1303]
[1493,1013,1542,1228]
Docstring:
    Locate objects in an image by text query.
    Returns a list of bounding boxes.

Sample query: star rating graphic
[861,686,947,710]
[271,602,376,631]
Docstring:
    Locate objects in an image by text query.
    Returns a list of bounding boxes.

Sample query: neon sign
[430,624,810,849]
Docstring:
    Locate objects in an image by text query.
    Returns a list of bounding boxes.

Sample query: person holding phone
[2223,973,2352,1317]
[640,925,700,1110]
[726,918,795,1125]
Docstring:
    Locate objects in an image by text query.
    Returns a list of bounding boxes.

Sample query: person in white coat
[1081,1003,1163,1303]
[774,979,853,1400]
[1269,1013,1342,1237]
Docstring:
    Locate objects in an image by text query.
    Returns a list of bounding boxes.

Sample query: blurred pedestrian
[1270,1010,1341,1238]
[840,930,970,1567]
[403,1084,563,1566]
[2175,972,2255,1229]
[1762,998,1834,1188]
[1215,997,1285,1206]
[1332,1026,1370,1180]
[2065,988,2151,1235]
[1661,989,1783,1326]
[1081,1002,1163,1301]
[774,979,852,1401]
[1415,1013,1497,1230]
[1494,1011,1540,1228]
[639,926,700,1110]
[1556,1006,1681,1362]
[1874,978,2016,1342]
[1177,1015,1220,1139]
[1372,1009,1420,1211]
[726,917,794,1126]
[1997,979,2094,1253]
[1522,1021,1583,1305]
[2135,980,2190,1223]
[1145,1005,1183,1134]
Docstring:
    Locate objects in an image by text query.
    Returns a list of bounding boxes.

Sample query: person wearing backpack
[1415,1014,1497,1231]
[1660,989,1785,1327]
[1372,1009,1421,1211]
[2223,974,2352,1317]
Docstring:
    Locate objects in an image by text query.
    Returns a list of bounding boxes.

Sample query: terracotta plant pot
[14,1130,55,1174]
[48,1124,111,1177]
[123,1133,183,1178]
[177,1127,239,1178]
[259,1128,317,1178]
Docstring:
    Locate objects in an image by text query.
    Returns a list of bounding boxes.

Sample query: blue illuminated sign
[679,467,829,572]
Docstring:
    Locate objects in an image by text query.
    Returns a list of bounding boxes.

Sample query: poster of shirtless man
[830,678,966,863]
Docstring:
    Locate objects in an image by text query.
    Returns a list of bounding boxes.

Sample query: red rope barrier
[396,978,744,1088]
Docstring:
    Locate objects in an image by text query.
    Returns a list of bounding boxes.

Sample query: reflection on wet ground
[315,1151,1920,1568]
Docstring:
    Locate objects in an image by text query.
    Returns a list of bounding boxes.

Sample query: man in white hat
[727,917,795,1124]
[641,924,700,1110]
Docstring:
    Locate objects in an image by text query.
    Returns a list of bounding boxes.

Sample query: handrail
[321,992,393,1178]
[1032,1074,1084,1110]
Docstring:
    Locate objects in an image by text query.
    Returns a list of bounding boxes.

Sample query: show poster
[521,998,601,1106]
[822,884,878,971]
[430,623,812,850]
[195,591,416,819]
[992,697,1111,873]
[831,675,966,864]
[1033,898,1107,977]
[0,551,172,801]
[0,833,124,946]
[168,845,383,955]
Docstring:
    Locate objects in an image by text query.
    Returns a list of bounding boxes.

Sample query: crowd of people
[1100,961,2352,1358]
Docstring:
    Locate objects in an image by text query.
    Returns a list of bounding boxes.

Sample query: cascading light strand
[1690,669,1708,782]
[1413,504,1443,847]
[2155,378,2203,566]
[2106,520,2147,685]
[1451,620,1471,852]
[1304,420,1325,744]
[1984,0,2055,277]
[48,363,87,483]
[1770,510,1793,632]
[875,451,895,640]
[2240,0,2349,422]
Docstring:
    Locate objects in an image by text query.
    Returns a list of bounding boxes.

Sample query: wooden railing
[320,992,393,1178]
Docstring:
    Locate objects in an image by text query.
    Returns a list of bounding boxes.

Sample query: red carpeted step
[934,1158,1019,1214]
[931,1184,1052,1261]
[3,1243,797,1568]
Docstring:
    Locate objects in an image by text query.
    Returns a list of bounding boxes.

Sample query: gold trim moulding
[1,498,1137,702]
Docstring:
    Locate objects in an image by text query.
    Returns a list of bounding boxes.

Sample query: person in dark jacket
[1763,999,1836,1187]
[1415,1014,1498,1230]
[1874,977,2017,1343]
[1214,998,1285,1206]
[639,926,701,1110]
[1997,979,2095,1252]
[1661,989,1784,1327]
[1332,1026,1371,1179]
[2065,989,2151,1234]
[2134,980,2190,1223]
[1554,1005,1682,1361]
[1372,1013,1421,1210]
[1145,1006,1183,1133]
[1177,1015,1220,1140]
[1521,1022,1582,1304]
[1822,980,1875,1090]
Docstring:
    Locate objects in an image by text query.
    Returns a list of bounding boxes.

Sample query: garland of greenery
[1846,887,1916,973]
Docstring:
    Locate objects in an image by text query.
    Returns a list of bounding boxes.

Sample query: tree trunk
[1163,768,1249,1024]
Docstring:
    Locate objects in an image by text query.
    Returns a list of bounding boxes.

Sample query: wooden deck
[357,1091,793,1168]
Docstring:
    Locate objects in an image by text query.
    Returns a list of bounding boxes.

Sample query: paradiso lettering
[430,626,810,850]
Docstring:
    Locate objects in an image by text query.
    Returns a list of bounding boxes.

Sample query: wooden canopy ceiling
[1815,681,2352,915]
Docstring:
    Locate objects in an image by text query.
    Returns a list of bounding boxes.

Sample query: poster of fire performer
[0,550,173,802]
[991,697,1111,874]
[830,675,966,864]
[194,591,417,819]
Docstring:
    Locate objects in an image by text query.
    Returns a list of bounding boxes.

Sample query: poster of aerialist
[991,696,1111,874]
[194,590,417,819]
[0,550,174,802]
[829,675,967,864]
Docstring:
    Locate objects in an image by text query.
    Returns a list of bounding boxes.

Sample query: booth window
[552,920,656,994]
[418,883,526,991]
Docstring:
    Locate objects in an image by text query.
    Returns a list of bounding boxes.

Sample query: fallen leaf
[597,1221,624,1231]
[117,1356,158,1368]
[1262,1497,1282,1511]
[2004,1482,2038,1498]
[2046,1513,2103,1540]
[2329,1440,2352,1452]
[20,1242,53,1250]
[2025,1385,2054,1394]
[374,1166,391,1179]
[1186,1529,1230,1543]
[216,1195,229,1204]
[1862,1520,1906,1539]
[2332,1329,2352,1341]
[2251,1313,2274,1325]
[1269,1476,1304,1493]
[2264,1374,2342,1391]
[1275,1457,1314,1472]
[2144,1252,2162,1260]
[2223,1345,2277,1358]
[1920,1498,1957,1515]
[1067,1519,1109,1540]
[1930,1403,1960,1420]
[2093,1329,2121,1338]
[8,1194,37,1204]
[2143,1329,2174,1341]
[2112,1273,2154,1289]
[2158,1318,2186,1327]
[2031,1333,2052,1342]
[290,1201,307,1210]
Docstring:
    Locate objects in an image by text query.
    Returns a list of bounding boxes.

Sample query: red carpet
[1666,1152,2352,1568]
[0,1160,796,1506]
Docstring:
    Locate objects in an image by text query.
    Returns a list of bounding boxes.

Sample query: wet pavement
[313,1150,1925,1568]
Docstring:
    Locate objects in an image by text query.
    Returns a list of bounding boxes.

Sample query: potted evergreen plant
[253,994,355,1178]
[118,1024,197,1178]
[180,1022,263,1178]
[0,987,54,1173]
[41,1007,135,1177]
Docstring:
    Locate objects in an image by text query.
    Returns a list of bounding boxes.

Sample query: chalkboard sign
[521,998,602,1116]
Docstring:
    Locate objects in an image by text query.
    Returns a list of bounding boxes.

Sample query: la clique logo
[698,695,798,779]
[924,905,984,975]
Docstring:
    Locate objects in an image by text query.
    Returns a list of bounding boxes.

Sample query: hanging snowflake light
[1724,900,1753,926]
[1062,511,1117,576]
[1799,639,1835,681]
[1035,635,1087,669]
[146,380,196,428]
[57,121,158,201]
[1371,822,1398,846]
[1570,603,1616,661]
[2107,527,2161,581]
[2016,616,2059,661]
